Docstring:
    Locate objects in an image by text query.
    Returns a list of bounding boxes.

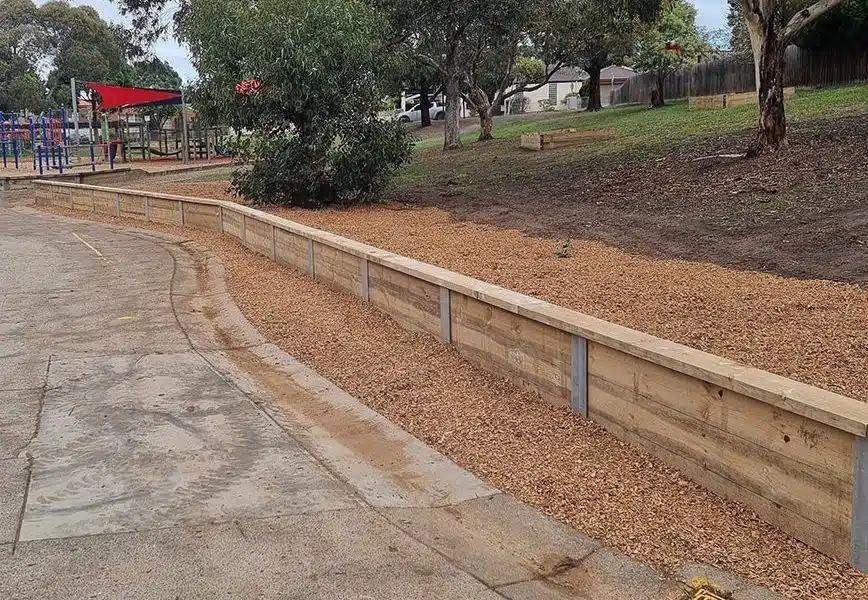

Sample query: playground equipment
[0,82,228,175]
[0,109,89,174]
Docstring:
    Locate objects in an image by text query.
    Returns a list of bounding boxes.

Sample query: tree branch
[413,53,448,78]
[490,51,518,109]
[499,60,565,102]
[780,0,845,44]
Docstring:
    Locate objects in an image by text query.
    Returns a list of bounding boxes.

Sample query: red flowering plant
[235,78,262,97]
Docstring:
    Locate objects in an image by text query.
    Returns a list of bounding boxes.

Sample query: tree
[388,59,439,127]
[130,57,182,130]
[560,0,663,111]
[738,0,850,155]
[727,0,752,51]
[458,0,577,142]
[377,0,491,149]
[178,0,412,206]
[380,0,578,147]
[793,0,868,49]
[728,0,867,52]
[39,1,131,106]
[1,0,48,68]
[0,0,49,112]
[633,0,715,107]
[462,53,558,141]
[0,70,47,113]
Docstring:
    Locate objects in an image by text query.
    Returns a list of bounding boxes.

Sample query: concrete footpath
[0,191,784,600]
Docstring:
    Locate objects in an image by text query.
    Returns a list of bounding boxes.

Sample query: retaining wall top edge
[36,181,868,435]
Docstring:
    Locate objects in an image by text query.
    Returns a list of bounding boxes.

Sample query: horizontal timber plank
[451,292,571,406]
[368,262,440,337]
[589,372,851,537]
[594,410,851,560]
[589,341,854,480]
[312,241,362,297]
[274,227,309,272]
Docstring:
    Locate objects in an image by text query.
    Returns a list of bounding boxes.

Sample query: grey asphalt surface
[0,190,785,600]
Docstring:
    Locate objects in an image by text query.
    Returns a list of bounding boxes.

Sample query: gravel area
[38,204,868,600]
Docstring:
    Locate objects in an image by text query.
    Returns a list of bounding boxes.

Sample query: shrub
[180,0,412,207]
[233,118,412,207]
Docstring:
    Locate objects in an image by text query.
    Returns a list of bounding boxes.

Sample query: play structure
[0,82,228,174]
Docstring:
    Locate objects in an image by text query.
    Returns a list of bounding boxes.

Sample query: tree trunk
[470,87,494,142]
[747,24,787,156]
[586,65,602,112]
[443,72,462,150]
[650,73,665,107]
[747,18,763,95]
[419,75,431,128]
[478,110,493,142]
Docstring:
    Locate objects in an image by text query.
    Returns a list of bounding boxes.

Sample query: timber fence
[611,46,868,105]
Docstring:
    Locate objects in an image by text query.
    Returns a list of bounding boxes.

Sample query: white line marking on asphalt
[72,233,109,262]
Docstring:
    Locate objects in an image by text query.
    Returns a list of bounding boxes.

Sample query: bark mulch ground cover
[128,176,867,403]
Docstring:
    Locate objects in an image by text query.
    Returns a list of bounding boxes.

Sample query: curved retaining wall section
[33,179,868,569]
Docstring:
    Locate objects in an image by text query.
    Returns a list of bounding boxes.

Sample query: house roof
[599,65,637,82]
[549,66,589,82]
[543,65,637,83]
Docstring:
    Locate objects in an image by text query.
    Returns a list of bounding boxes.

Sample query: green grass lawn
[413,83,868,152]
[392,83,868,193]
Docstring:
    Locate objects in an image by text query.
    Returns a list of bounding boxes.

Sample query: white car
[397,102,445,123]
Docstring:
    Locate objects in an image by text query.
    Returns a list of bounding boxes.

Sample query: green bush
[233,119,412,207]
[180,0,412,207]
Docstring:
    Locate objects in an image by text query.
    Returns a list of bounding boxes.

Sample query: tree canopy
[553,0,663,110]
[40,1,131,105]
[0,0,168,113]
[0,0,49,112]
[728,0,867,51]
[633,0,716,106]
[178,0,411,206]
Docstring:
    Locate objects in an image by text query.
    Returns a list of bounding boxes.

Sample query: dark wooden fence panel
[611,46,868,105]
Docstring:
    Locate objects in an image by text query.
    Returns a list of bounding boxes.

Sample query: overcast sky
[37,0,730,84]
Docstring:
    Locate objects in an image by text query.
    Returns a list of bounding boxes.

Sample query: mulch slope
[276,205,868,403]
[133,181,868,405]
[40,204,868,600]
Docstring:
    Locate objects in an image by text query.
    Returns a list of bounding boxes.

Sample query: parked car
[396,102,445,123]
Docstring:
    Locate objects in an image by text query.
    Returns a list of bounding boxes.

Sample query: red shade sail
[85,82,183,110]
